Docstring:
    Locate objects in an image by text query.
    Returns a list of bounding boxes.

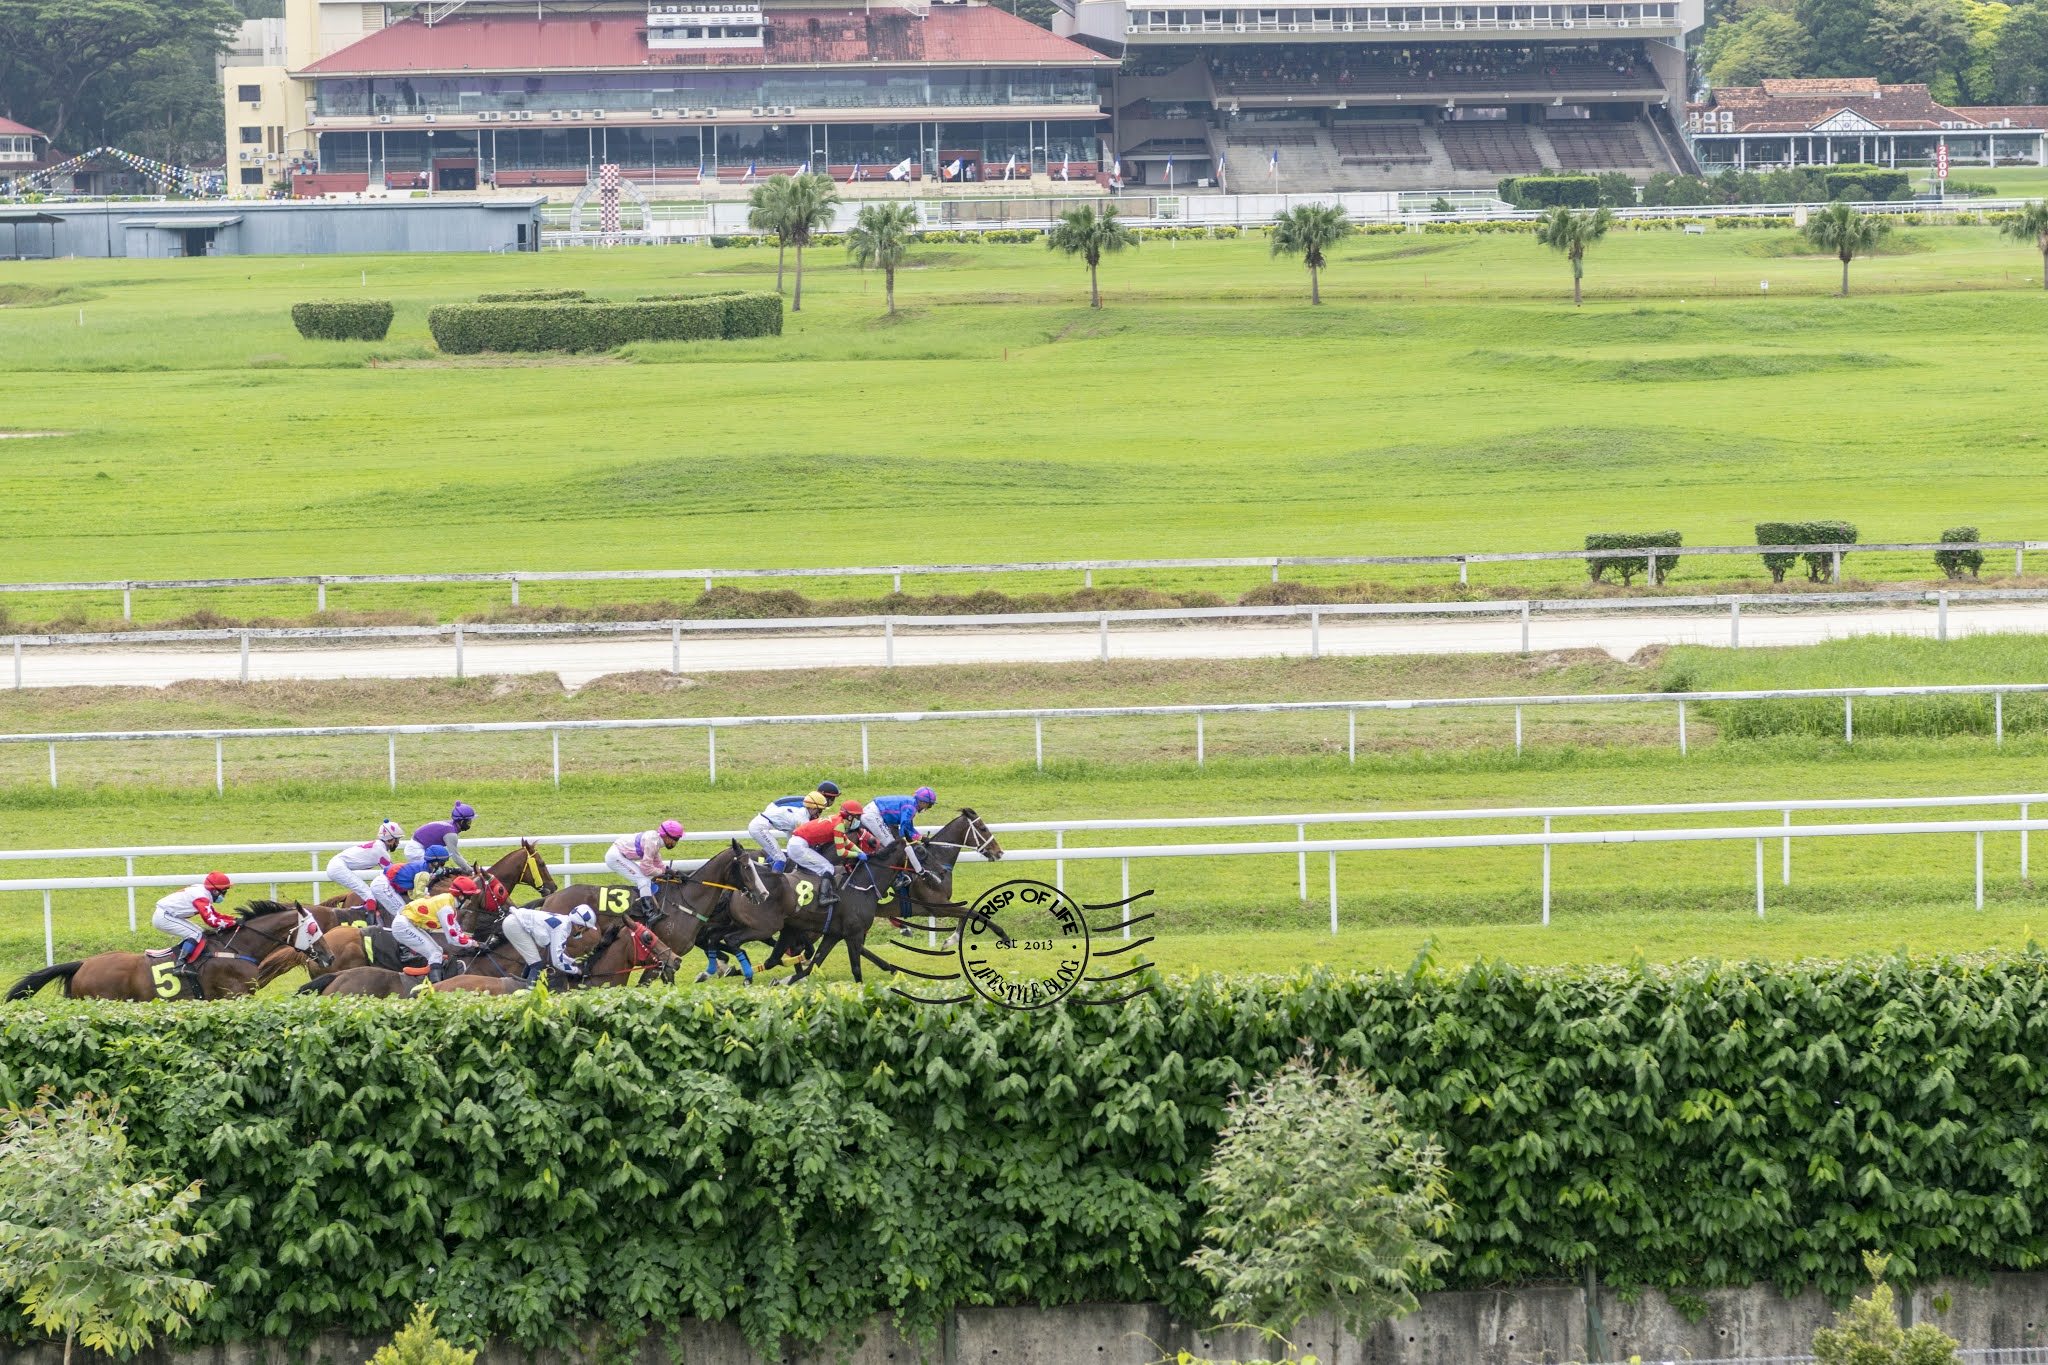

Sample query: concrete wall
[5,1273,2046,1365]
[31,200,545,258]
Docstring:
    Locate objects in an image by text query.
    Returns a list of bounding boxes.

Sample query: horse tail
[5,961,83,1001]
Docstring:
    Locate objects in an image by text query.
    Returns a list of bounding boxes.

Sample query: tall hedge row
[1757,519,1858,582]
[4,958,2048,1353]
[1585,530,1682,585]
[427,293,782,354]
[290,299,394,341]
[1499,174,1601,208]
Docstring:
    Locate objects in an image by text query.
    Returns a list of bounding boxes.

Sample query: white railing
[2,681,2041,792]
[1,541,2034,622]
[2,585,2041,693]
[2,797,2039,966]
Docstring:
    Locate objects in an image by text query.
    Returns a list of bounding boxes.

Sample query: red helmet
[841,800,864,818]
[203,871,232,893]
[450,876,480,897]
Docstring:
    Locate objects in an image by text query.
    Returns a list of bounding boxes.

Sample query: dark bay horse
[6,903,329,1003]
[314,841,557,919]
[528,844,774,968]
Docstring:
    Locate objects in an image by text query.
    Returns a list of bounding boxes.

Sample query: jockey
[153,872,233,966]
[406,802,477,871]
[384,844,451,914]
[326,820,404,917]
[503,903,597,982]
[784,802,869,901]
[860,787,936,874]
[748,790,831,870]
[391,874,482,983]
[605,821,684,913]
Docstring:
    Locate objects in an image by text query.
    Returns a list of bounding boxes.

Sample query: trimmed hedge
[428,293,782,353]
[1756,519,1858,582]
[4,960,2048,1354]
[1937,526,1985,580]
[1822,164,1909,201]
[1585,530,1682,585]
[474,289,588,303]
[1499,174,1601,209]
[290,299,394,341]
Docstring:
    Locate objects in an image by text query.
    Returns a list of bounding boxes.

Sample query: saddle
[358,925,427,971]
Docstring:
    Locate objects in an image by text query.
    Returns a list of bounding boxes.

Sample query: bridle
[927,813,999,862]
[576,917,677,983]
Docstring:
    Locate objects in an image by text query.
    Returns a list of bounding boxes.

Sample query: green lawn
[7,226,2048,624]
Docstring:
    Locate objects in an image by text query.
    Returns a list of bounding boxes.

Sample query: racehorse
[727,837,956,985]
[528,843,774,965]
[5,903,329,1003]
[555,911,682,988]
[314,841,557,919]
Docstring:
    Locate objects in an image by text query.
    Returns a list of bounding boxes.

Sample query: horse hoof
[693,971,712,984]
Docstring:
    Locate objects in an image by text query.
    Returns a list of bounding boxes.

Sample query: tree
[1533,204,1614,306]
[746,176,795,293]
[1812,1253,1961,1365]
[1704,10,1814,84]
[0,1091,212,1365]
[1795,0,1879,74]
[2000,199,2048,288]
[0,0,239,151]
[1953,0,2010,101]
[1269,202,1352,304]
[1992,0,2048,101]
[783,171,840,314]
[1045,204,1137,308]
[1803,200,1890,294]
[371,1306,479,1365]
[844,201,919,315]
[1187,1054,1451,1358]
[1871,0,1968,85]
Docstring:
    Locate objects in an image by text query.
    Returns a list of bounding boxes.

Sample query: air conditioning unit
[238,151,252,162]
[516,111,534,120]
[703,107,720,117]
[752,105,767,115]
[378,113,393,123]
[570,109,585,118]
[650,107,665,118]
[550,109,565,120]
[591,109,606,118]
[422,113,436,123]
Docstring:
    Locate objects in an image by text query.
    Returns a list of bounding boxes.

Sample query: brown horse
[555,912,682,988]
[5,903,329,1003]
[313,841,558,918]
[526,844,774,966]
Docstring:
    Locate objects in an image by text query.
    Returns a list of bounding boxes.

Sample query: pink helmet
[659,819,685,839]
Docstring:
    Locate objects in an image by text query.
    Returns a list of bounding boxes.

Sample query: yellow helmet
[803,791,828,812]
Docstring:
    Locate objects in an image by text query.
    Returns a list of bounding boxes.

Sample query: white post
[1542,816,1551,926]
[1756,838,1765,918]
[1099,614,1109,663]
[1939,591,1949,641]
[672,625,681,676]
[892,572,903,594]
[1730,600,1741,646]
[47,743,55,789]
[1196,713,1204,767]
[704,576,713,593]
[455,624,465,680]
[1271,561,1280,583]
[562,843,574,886]
[1055,829,1064,891]
[1297,823,1307,901]
[215,739,224,796]
[1348,711,1356,763]
[1085,568,1094,588]
[707,727,717,785]
[1845,696,1854,744]
[2019,547,2027,576]
[1783,809,1791,885]
[126,856,136,932]
[1997,692,2004,746]
[1678,701,1688,756]
[387,733,397,790]
[11,641,19,689]
[123,584,133,619]
[511,577,520,606]
[1310,609,1320,659]
[1520,601,1530,653]
[1121,859,1131,939]
[239,631,250,681]
[552,731,561,788]
[1831,549,1841,583]
[312,850,322,904]
[861,723,870,773]
[1647,552,1658,586]
[2024,802,2030,881]
[318,578,327,612]
[1328,851,1338,934]
[1459,560,1468,585]
[885,619,895,667]
[1035,717,1044,769]
[1514,706,1523,755]
[42,890,52,967]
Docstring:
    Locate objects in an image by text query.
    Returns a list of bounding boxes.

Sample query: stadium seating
[1329,124,1430,164]
[1545,123,1658,170]
[1436,124,1547,174]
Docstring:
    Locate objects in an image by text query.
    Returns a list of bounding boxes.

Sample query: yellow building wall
[222,65,310,197]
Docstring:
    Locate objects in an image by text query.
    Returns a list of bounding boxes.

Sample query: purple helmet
[451,801,476,825]
[914,786,936,804]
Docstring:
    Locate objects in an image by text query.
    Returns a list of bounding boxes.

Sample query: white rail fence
[1,795,2039,966]
[1,682,2041,792]
[3,540,2036,620]
[4,586,2044,691]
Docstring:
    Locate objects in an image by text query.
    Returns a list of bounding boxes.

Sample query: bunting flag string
[4,146,224,200]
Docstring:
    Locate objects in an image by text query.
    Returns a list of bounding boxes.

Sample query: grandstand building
[227,0,1115,197]
[0,119,53,172]
[1685,79,2048,170]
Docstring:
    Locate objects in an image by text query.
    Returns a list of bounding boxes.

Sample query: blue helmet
[817,780,841,797]
[914,786,936,805]
[425,844,451,863]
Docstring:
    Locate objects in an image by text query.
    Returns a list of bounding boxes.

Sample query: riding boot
[769,857,788,873]
[635,894,662,921]
[428,960,447,984]
[523,960,544,983]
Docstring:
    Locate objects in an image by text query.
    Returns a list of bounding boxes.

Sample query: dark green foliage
[1937,526,1984,579]
[473,290,588,303]
[1500,175,1602,208]
[635,290,744,302]
[1585,530,1683,586]
[1756,520,1858,582]
[289,300,394,342]
[427,294,782,353]
[4,963,2048,1354]
[1594,172,1639,207]
[1822,165,1910,200]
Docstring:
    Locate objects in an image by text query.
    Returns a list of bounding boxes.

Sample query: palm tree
[2000,199,2048,289]
[1045,204,1137,309]
[746,175,794,293]
[1269,202,1352,305]
[784,171,841,314]
[845,202,919,315]
[1802,201,1889,296]
[1532,204,1614,307]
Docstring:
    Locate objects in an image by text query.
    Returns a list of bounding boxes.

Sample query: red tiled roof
[302,6,1111,74]
[1951,105,2048,128]
[1758,77,1877,97]
[1692,81,2009,133]
[0,117,46,138]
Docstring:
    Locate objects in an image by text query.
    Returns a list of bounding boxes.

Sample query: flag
[944,157,963,180]
[743,160,756,181]
[1269,149,1279,177]
[799,159,811,175]
[849,159,862,182]
[1165,154,1173,187]
[887,156,914,181]
[1217,151,1227,191]
[1112,156,1122,180]
[1004,154,1017,180]
[1061,157,1070,181]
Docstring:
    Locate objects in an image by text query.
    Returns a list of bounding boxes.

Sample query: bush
[1756,520,1857,583]
[1584,530,1682,586]
[371,1306,478,1365]
[1935,526,1985,580]
[1499,174,1600,208]
[473,289,586,303]
[1812,1253,1960,1365]
[290,299,393,341]
[1945,179,1997,197]
[1594,171,1638,207]
[427,293,782,353]
[1822,164,1909,200]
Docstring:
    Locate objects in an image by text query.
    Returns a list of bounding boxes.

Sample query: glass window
[241,168,265,184]
[237,84,263,103]
[239,126,263,144]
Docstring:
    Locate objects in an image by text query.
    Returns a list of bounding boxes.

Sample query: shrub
[1945,179,1997,197]
[290,299,393,341]
[635,289,743,302]
[473,289,586,303]
[1812,1253,1960,1365]
[1499,174,1600,208]
[1756,520,1857,582]
[427,293,782,353]
[371,1306,478,1365]
[1584,530,1682,586]
[1936,526,1984,580]
[1822,165,1909,201]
